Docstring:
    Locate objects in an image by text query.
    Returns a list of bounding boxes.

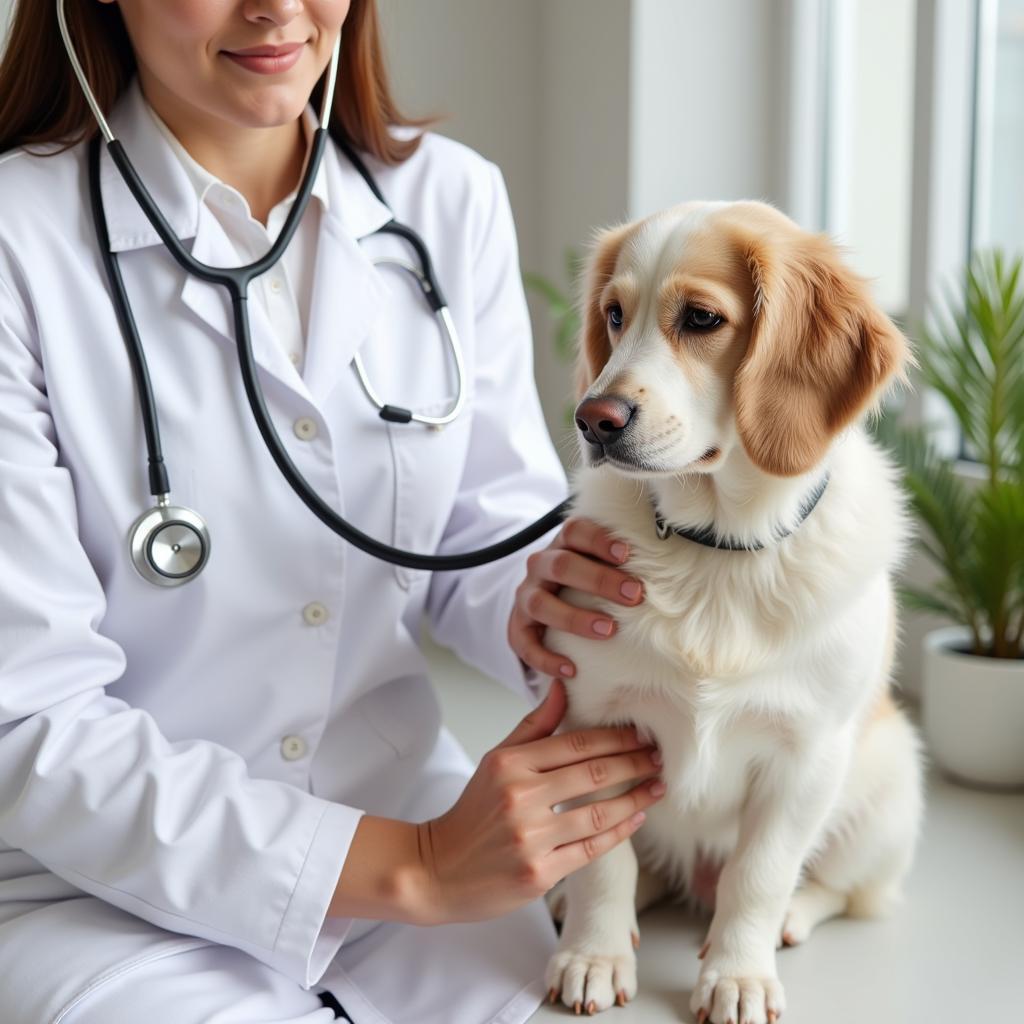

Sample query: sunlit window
[973,0,1024,254]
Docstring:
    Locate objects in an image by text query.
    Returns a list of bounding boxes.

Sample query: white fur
[542,206,924,1022]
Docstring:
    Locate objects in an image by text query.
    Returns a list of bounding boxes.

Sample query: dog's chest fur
[546,431,908,876]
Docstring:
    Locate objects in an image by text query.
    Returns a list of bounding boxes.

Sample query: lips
[222,42,305,75]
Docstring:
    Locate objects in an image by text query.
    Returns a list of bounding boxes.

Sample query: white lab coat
[0,82,567,1024]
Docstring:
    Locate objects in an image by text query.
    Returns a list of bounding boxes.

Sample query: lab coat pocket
[387,395,473,591]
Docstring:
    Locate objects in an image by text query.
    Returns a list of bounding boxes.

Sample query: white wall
[629,0,787,217]
[377,0,544,273]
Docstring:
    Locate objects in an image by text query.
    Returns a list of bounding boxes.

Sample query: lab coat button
[269,277,283,294]
[303,601,329,626]
[293,417,318,441]
[280,735,308,761]
[289,351,301,366]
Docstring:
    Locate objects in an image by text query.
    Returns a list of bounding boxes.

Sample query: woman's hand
[509,517,645,679]
[412,679,665,925]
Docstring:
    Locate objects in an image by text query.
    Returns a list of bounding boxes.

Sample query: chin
[231,93,312,128]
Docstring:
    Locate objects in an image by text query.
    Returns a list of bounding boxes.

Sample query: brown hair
[0,0,433,162]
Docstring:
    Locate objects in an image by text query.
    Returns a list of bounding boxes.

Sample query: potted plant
[884,250,1024,789]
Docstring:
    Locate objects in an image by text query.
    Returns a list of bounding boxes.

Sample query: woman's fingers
[542,746,662,805]
[517,586,619,641]
[547,803,652,880]
[522,724,653,772]
[510,620,575,678]
[558,517,631,567]
[548,778,667,848]
[531,545,644,608]
[493,679,567,750]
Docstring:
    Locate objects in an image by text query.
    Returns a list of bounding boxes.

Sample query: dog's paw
[545,943,638,1014]
[689,965,785,1024]
[778,903,811,948]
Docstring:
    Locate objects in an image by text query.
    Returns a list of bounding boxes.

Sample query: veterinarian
[0,2,664,1022]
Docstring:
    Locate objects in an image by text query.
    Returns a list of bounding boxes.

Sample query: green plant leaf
[897,584,963,623]
[523,271,569,310]
[893,249,1024,657]
[555,314,580,362]
[877,422,982,631]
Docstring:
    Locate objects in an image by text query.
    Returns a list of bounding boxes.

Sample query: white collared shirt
[145,102,329,372]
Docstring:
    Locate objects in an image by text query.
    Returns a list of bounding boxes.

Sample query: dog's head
[573,201,911,478]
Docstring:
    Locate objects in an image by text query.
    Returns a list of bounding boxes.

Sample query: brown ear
[734,230,911,476]
[574,224,632,400]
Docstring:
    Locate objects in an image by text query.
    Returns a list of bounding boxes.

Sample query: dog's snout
[575,396,636,447]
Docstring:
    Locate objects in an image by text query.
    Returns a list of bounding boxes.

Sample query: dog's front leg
[692,744,848,1024]
[545,834,640,1014]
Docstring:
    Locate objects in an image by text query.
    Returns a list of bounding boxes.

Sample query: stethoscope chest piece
[129,501,211,586]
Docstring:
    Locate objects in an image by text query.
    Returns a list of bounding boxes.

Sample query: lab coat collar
[145,101,332,222]
[100,81,200,252]
[99,78,394,252]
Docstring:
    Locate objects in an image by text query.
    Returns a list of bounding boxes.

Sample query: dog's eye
[682,306,723,331]
[607,304,624,330]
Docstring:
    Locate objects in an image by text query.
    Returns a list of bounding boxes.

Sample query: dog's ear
[734,228,911,476]
[575,224,632,400]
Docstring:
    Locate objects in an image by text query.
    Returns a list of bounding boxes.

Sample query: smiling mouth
[222,42,305,74]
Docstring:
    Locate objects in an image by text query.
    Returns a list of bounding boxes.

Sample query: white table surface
[425,634,1024,1024]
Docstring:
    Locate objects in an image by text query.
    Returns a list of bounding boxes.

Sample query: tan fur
[722,204,912,476]
[576,223,638,398]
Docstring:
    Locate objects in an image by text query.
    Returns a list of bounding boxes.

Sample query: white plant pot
[922,625,1024,789]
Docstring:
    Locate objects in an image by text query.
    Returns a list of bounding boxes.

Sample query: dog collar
[651,472,831,551]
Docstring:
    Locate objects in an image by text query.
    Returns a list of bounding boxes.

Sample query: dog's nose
[575,396,636,447]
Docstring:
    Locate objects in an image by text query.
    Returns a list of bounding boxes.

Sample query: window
[972,0,1024,255]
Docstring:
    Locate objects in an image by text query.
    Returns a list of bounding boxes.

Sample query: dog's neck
[647,442,834,551]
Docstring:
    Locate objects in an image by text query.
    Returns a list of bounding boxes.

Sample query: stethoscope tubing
[79,41,570,574]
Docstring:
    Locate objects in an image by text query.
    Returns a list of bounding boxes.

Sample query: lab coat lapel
[302,136,394,407]
[179,206,310,399]
[302,214,388,406]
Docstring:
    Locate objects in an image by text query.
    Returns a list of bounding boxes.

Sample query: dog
[542,200,924,1023]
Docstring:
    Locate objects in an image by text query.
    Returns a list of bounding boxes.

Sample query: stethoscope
[58,2,568,587]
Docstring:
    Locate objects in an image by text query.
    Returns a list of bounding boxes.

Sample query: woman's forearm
[327,814,435,924]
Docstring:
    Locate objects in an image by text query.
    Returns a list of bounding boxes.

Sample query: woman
[0,2,663,1022]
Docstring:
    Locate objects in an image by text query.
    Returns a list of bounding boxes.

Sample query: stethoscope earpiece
[129,501,211,586]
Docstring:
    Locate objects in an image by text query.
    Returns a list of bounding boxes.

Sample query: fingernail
[630,811,646,827]
[559,663,575,677]
[610,542,628,563]
[592,619,614,636]
[620,580,642,601]
[649,780,667,796]
[650,748,663,765]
